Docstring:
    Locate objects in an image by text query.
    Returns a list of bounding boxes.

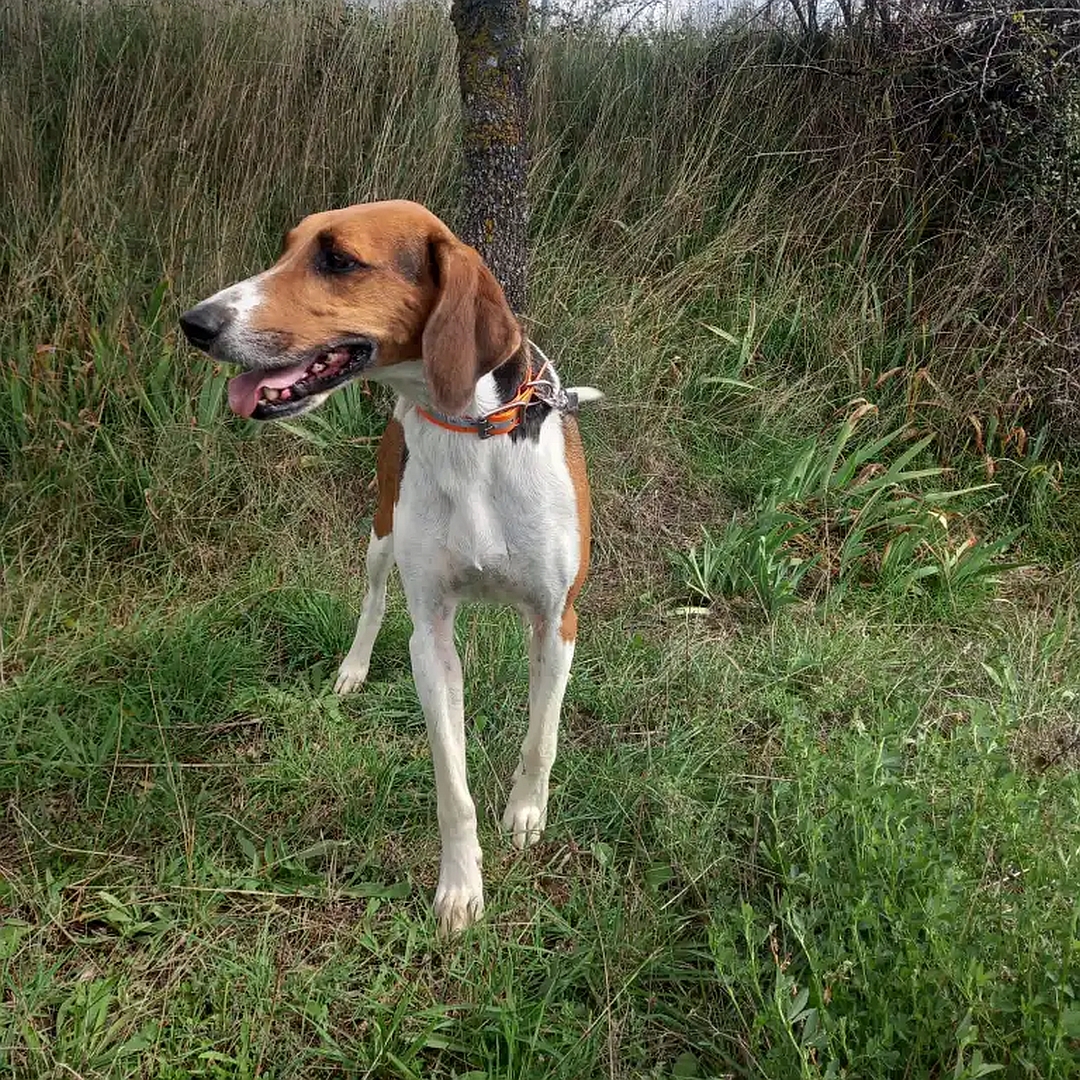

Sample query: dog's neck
[366,342,536,419]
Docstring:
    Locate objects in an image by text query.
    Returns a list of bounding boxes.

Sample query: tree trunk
[450,0,529,314]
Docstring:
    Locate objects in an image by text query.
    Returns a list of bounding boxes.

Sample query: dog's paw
[434,847,485,937]
[501,775,549,850]
[333,657,369,696]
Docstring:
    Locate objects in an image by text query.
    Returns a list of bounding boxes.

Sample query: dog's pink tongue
[227,362,309,418]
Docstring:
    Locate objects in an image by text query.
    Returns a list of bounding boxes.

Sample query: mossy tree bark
[450,0,529,314]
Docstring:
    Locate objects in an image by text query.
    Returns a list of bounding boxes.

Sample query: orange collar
[415,356,545,439]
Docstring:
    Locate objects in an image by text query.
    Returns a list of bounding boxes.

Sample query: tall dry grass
[1,0,1075,589]
[3,1,1070,407]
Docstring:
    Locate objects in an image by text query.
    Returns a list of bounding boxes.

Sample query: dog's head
[179,200,521,421]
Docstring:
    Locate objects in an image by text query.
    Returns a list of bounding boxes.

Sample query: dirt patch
[1013,717,1080,773]
[584,429,728,618]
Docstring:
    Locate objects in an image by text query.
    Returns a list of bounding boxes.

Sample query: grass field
[2,1,1080,1077]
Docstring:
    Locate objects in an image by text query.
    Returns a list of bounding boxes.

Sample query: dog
[180,200,598,934]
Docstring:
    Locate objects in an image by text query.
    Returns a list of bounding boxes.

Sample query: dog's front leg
[334,528,395,695]
[409,602,484,935]
[502,616,575,849]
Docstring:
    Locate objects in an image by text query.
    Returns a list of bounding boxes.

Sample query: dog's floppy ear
[422,239,521,415]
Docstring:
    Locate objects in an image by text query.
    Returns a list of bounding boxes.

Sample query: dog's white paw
[434,846,485,937]
[501,775,549,850]
[333,657,369,696]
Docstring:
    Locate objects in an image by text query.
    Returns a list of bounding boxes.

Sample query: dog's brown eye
[318,248,367,275]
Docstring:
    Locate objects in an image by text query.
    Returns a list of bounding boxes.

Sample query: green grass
[3,0,1080,1075]
[5,561,1080,1077]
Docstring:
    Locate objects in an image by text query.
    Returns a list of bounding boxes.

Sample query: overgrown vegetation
[2,1,1079,1077]
[674,409,1029,617]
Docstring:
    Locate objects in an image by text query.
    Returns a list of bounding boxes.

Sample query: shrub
[674,410,1022,616]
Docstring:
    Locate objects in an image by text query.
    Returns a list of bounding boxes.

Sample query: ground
[2,1,1079,1073]
[2,379,1079,1078]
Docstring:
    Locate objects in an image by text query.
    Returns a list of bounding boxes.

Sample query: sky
[356,0,785,31]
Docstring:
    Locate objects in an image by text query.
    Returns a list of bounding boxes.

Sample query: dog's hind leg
[335,418,404,695]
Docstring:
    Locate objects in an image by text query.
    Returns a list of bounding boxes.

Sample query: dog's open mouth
[227,340,374,420]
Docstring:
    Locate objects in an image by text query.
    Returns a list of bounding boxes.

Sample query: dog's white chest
[395,411,578,613]
[444,477,510,571]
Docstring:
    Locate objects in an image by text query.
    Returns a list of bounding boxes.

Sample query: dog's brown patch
[373,417,406,539]
[560,413,590,642]
[421,238,521,414]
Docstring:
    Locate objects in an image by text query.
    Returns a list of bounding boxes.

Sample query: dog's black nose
[179,302,230,349]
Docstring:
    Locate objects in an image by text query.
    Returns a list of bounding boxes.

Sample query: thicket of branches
[819,0,1080,436]
[536,0,1079,437]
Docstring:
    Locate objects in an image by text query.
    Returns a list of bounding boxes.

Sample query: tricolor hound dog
[180,200,599,934]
